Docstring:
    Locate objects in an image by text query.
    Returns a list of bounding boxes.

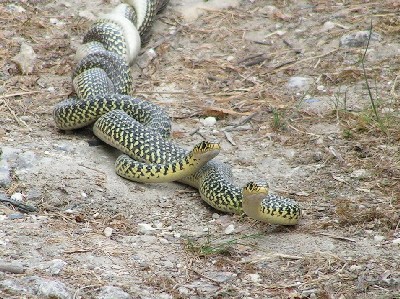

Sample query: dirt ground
[1,0,400,298]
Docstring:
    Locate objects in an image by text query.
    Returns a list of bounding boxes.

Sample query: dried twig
[0,90,42,99]
[0,197,38,213]
[0,99,32,131]
[226,112,259,131]
[270,48,339,73]
[243,253,303,264]
[317,232,356,243]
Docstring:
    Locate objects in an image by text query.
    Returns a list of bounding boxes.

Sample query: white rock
[178,286,190,295]
[392,238,400,245]
[163,260,174,268]
[11,43,36,74]
[245,273,262,283]
[206,271,236,283]
[98,286,131,299]
[340,31,381,48]
[78,10,96,20]
[212,213,220,219]
[37,279,71,299]
[158,293,172,299]
[287,76,314,91]
[159,238,169,244]
[49,18,65,27]
[48,259,67,275]
[322,21,335,31]
[350,169,368,179]
[137,223,156,235]
[6,4,26,13]
[104,227,113,237]
[200,116,217,127]
[381,107,394,113]
[154,222,163,229]
[374,235,385,242]
[224,224,235,235]
[10,192,24,202]
[136,48,157,69]
[349,264,362,272]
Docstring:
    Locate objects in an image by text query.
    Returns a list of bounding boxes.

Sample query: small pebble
[78,10,96,20]
[245,273,262,283]
[163,260,174,268]
[10,192,24,202]
[37,279,72,299]
[159,238,169,244]
[154,222,163,229]
[158,294,172,299]
[11,43,36,74]
[200,116,217,127]
[206,271,236,283]
[224,224,235,235]
[8,214,25,220]
[212,213,220,219]
[98,286,131,299]
[48,259,67,275]
[340,31,381,48]
[104,227,113,238]
[374,235,385,242]
[313,151,323,162]
[302,289,319,298]
[392,238,400,245]
[350,169,368,179]
[287,76,314,91]
[0,162,11,187]
[6,4,26,12]
[137,223,156,235]
[178,286,191,295]
[322,21,335,31]
[136,48,157,69]
[49,18,65,27]
[349,264,363,272]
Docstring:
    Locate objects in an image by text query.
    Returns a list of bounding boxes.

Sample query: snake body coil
[53,0,301,225]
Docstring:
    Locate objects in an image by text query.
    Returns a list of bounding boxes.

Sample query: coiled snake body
[53,0,301,225]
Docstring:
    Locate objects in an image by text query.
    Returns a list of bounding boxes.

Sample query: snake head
[242,182,301,225]
[194,140,221,152]
[242,181,269,197]
[191,141,221,161]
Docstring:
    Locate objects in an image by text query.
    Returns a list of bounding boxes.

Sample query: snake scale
[53,0,301,225]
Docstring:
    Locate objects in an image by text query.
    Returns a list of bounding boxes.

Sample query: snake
[53,0,301,225]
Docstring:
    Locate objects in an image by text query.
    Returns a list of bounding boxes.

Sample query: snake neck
[241,194,265,221]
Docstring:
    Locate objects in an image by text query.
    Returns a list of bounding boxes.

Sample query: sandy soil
[1,0,400,298]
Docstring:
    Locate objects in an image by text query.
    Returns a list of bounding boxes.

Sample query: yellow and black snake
[53,0,301,225]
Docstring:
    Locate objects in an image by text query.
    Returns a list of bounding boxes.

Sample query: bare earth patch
[1,0,400,298]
